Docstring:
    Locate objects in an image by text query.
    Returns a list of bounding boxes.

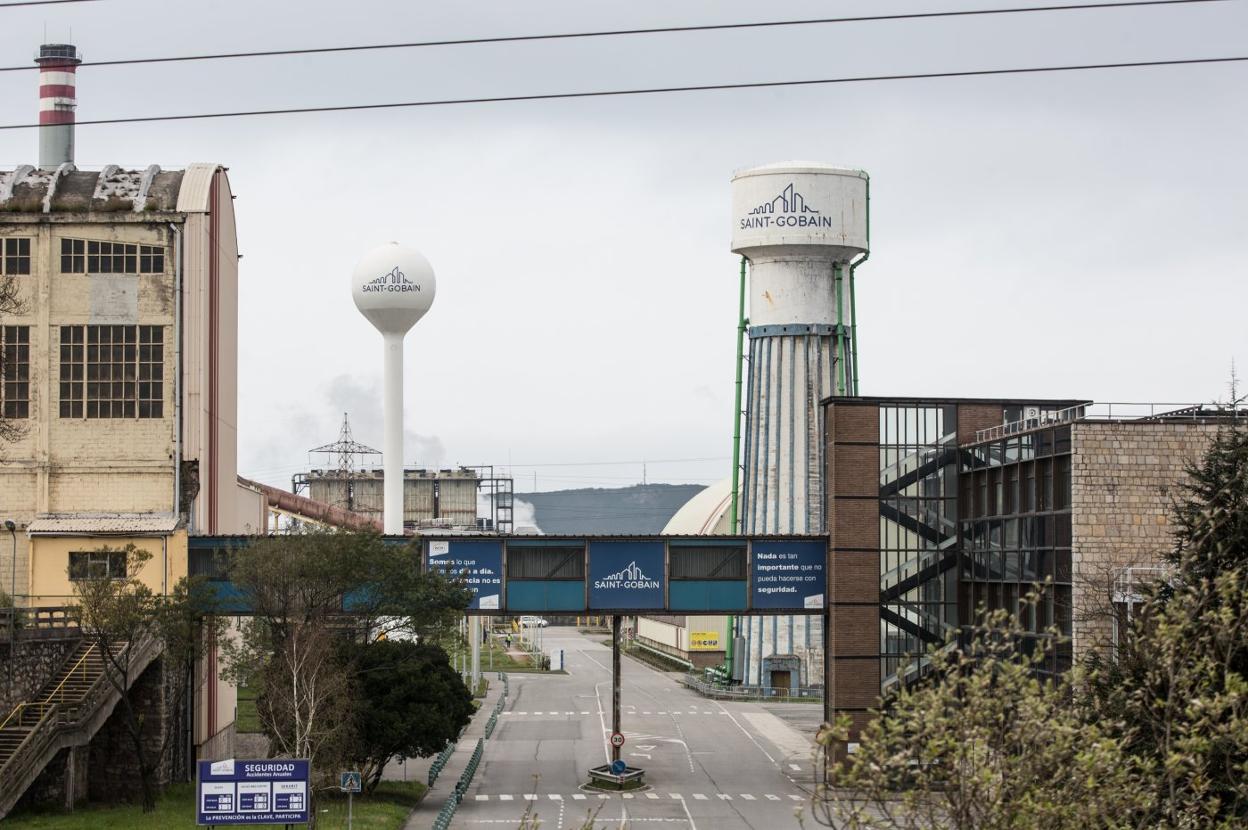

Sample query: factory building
[299,467,483,529]
[824,397,1236,731]
[0,42,257,771]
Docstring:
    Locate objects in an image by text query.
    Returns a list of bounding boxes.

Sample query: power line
[0,0,1230,70]
[0,54,1243,131]
[0,0,96,7]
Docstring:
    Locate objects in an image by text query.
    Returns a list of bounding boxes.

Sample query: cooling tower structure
[732,162,869,688]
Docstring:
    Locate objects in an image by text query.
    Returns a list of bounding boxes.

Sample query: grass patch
[5,780,427,830]
[235,684,262,734]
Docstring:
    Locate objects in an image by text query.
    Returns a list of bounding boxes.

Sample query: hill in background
[516,483,706,535]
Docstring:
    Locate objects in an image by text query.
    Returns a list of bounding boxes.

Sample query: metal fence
[679,673,823,702]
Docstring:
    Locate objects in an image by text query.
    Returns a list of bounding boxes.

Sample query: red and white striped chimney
[35,43,82,170]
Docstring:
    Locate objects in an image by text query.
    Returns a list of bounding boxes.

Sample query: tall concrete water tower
[733,162,868,532]
[732,162,869,686]
[351,243,437,534]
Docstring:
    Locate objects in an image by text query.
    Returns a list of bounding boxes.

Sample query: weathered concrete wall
[0,635,77,712]
[1070,421,1219,657]
[87,657,171,802]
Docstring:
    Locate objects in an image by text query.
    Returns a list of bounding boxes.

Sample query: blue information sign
[428,539,502,610]
[196,759,310,825]
[750,540,826,610]
[589,540,665,610]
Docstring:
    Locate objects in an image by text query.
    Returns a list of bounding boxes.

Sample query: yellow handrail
[42,645,98,706]
[0,701,52,733]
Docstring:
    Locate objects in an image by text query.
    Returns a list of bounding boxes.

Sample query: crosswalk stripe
[548,794,562,800]
[475,794,488,801]
[741,794,756,800]
[788,795,804,801]
[718,794,733,800]
[499,794,513,801]
[765,794,780,800]
[524,794,537,800]
[572,794,586,800]
[692,794,708,800]
[580,711,590,715]
[597,794,610,799]
[646,793,659,799]
[670,793,683,800]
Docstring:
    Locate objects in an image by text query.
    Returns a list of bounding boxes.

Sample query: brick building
[824,396,1235,730]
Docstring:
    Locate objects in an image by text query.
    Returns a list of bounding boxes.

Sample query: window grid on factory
[59,238,165,274]
[2,237,31,275]
[2,325,30,419]
[59,325,164,418]
[958,423,1074,675]
[68,550,128,580]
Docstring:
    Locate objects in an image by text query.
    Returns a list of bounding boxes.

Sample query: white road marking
[692,793,708,800]
[524,793,537,800]
[580,711,590,715]
[475,794,488,800]
[765,794,780,800]
[789,764,803,771]
[572,793,586,800]
[646,792,659,799]
[717,793,732,800]
[788,795,804,801]
[670,793,683,799]
[741,793,756,800]
[499,794,513,801]
[677,791,700,830]
[548,793,562,800]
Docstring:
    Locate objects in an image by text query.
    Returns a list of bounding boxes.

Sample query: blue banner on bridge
[588,540,665,610]
[427,539,503,610]
[196,759,309,825]
[750,539,825,610]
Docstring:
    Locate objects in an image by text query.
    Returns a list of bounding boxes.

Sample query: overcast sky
[1,0,1244,493]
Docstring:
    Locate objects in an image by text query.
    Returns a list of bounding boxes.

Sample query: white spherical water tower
[731,161,869,688]
[351,243,437,534]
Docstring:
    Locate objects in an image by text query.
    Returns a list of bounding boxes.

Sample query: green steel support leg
[730,256,748,533]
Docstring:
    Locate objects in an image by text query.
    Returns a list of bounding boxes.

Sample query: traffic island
[586,764,646,791]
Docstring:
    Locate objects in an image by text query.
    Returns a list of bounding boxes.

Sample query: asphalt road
[452,627,821,829]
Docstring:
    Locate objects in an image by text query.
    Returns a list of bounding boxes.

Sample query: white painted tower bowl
[351,242,437,534]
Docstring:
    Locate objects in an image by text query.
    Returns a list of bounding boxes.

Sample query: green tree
[71,544,219,812]
[350,639,473,792]
[222,530,471,816]
[1082,424,1248,827]
[810,606,1151,830]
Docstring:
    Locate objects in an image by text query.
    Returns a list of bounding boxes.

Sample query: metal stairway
[0,635,161,818]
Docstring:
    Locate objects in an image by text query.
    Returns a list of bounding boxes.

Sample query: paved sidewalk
[401,679,505,829]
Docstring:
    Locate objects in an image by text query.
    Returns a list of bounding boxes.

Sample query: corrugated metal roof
[28,513,182,535]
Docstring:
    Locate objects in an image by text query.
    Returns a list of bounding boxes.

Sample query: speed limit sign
[610,732,625,748]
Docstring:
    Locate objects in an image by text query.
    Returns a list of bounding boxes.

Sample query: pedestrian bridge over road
[188,534,828,616]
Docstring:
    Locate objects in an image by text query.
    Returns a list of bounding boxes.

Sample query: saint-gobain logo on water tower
[739,182,835,230]
[361,266,422,293]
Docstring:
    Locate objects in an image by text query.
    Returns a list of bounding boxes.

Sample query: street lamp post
[6,519,16,688]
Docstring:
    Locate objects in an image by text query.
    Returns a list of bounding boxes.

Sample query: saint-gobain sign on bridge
[424,535,826,614]
[196,759,309,825]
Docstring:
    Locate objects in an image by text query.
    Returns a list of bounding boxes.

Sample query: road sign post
[611,615,621,764]
[340,771,361,830]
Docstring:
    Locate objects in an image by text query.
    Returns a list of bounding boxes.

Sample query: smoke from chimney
[35,43,81,170]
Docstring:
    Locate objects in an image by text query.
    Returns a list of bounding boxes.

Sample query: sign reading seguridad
[196,759,309,825]
[750,539,825,610]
